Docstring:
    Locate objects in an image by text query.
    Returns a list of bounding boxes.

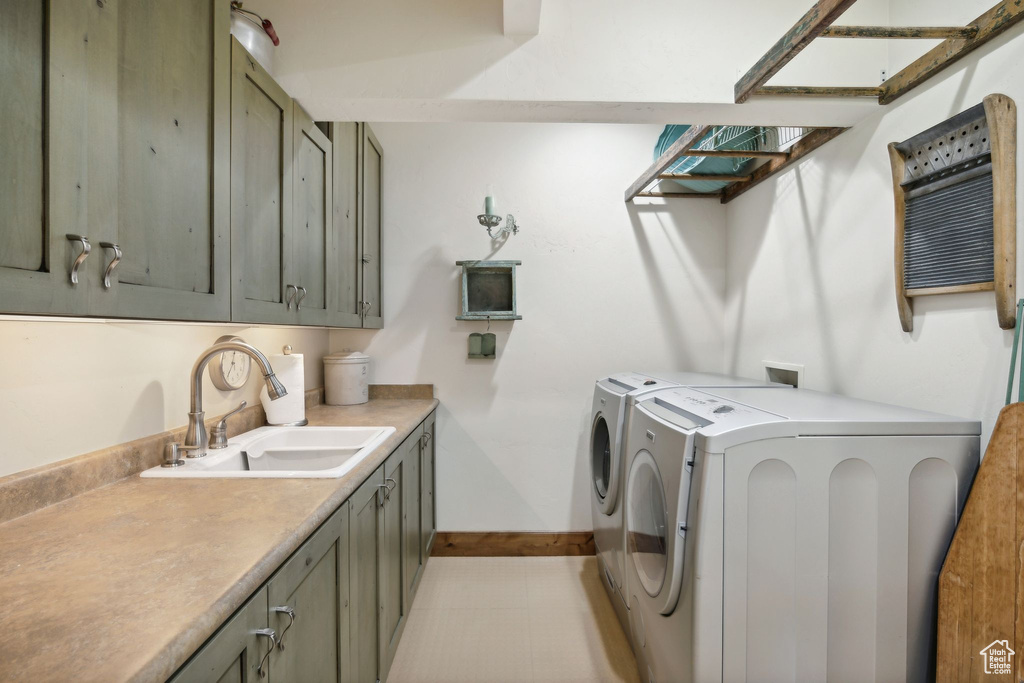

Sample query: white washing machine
[622,386,980,683]
[589,372,784,632]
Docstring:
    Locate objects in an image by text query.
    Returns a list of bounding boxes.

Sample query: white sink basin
[141,426,396,479]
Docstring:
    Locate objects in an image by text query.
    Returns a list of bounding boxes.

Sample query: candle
[484,195,495,216]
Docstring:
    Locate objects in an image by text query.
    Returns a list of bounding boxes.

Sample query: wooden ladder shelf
[734,0,1024,105]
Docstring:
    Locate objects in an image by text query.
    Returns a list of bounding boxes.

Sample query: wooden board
[734,0,859,103]
[880,1,1024,105]
[755,85,881,97]
[720,127,847,203]
[937,402,1024,681]
[432,532,596,557]
[624,124,712,201]
[984,93,1017,330]
[820,25,979,39]
[888,142,915,332]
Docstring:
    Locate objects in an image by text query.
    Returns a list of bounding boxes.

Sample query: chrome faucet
[183,341,287,457]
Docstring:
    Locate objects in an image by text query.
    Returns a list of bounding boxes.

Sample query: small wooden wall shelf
[734,0,1024,106]
[455,260,522,321]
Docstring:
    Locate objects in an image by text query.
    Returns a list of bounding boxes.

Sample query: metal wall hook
[99,242,122,289]
[65,235,91,286]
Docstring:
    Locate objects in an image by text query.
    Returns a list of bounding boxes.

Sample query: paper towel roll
[261,352,306,425]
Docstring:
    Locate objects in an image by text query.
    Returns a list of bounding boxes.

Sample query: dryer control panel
[636,387,785,437]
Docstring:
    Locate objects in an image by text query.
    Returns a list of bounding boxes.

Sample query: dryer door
[591,413,613,508]
[627,449,669,598]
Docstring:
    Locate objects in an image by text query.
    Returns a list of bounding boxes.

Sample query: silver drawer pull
[65,234,91,286]
[99,242,122,289]
[285,284,297,310]
[271,605,296,650]
[295,286,307,310]
[254,628,277,678]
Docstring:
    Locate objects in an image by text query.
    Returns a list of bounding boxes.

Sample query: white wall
[0,320,328,477]
[724,25,1024,448]
[330,123,727,532]
[244,0,889,123]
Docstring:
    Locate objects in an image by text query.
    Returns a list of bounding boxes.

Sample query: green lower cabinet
[169,587,271,683]
[350,466,385,683]
[169,419,439,683]
[421,411,437,558]
[380,444,409,683]
[404,429,423,604]
[266,503,349,682]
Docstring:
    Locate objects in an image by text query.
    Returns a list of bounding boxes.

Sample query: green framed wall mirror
[455,260,522,321]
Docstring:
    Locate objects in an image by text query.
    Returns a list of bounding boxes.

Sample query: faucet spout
[184,340,288,457]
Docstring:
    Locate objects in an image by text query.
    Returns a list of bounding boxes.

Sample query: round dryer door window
[591,415,611,501]
[627,450,668,598]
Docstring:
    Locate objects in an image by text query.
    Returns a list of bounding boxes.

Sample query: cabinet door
[0,2,100,315]
[351,466,384,683]
[170,587,270,683]
[405,427,424,602]
[381,442,409,681]
[360,123,384,328]
[230,38,294,324]
[267,503,348,682]
[328,122,364,328]
[421,410,438,558]
[292,104,331,326]
[104,0,231,321]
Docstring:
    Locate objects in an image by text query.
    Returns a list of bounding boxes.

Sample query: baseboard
[431,532,596,557]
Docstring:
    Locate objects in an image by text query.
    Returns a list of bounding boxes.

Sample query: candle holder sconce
[477,212,519,239]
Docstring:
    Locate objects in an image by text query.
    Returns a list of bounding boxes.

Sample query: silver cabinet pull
[271,605,296,650]
[210,401,247,449]
[361,300,372,316]
[98,242,122,289]
[295,286,307,310]
[65,235,91,286]
[377,483,389,505]
[254,628,277,678]
[421,432,432,447]
[385,477,397,501]
[285,284,297,310]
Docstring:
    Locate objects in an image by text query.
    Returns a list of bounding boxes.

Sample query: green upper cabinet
[0,0,81,315]
[327,122,364,328]
[323,121,385,329]
[230,38,293,324]
[291,103,332,326]
[103,0,231,321]
[360,123,385,329]
[1,0,231,320]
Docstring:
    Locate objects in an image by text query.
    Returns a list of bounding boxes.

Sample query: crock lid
[324,351,369,364]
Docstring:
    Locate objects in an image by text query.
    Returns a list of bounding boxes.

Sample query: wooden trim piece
[658,173,752,182]
[984,93,1017,330]
[635,191,724,199]
[734,0,859,103]
[888,142,915,332]
[431,532,596,557]
[678,149,790,159]
[721,127,847,203]
[879,1,1024,105]
[755,85,881,98]
[937,401,1022,681]
[625,125,713,202]
[820,25,979,39]
[906,282,995,297]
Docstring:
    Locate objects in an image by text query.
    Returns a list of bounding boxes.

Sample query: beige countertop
[0,398,438,683]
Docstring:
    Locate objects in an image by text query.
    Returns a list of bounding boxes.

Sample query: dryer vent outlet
[763,360,803,388]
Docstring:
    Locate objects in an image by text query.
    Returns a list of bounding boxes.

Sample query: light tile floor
[388,556,641,683]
